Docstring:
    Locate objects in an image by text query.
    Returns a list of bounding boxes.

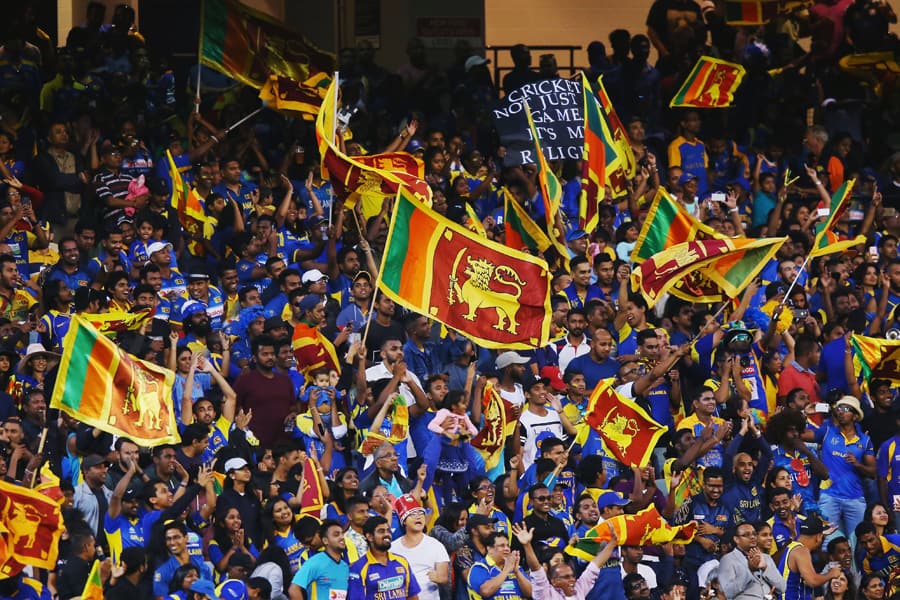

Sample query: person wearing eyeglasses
[718,522,786,600]
[815,396,876,544]
[517,483,569,551]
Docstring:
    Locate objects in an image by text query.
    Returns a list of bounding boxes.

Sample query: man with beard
[566,329,617,390]
[718,522,785,600]
[778,517,842,600]
[769,487,803,554]
[292,294,346,375]
[235,334,296,448]
[364,295,406,361]
[290,519,349,600]
[495,351,529,408]
[46,236,90,290]
[104,457,145,563]
[552,308,590,373]
[349,516,421,600]
[454,514,497,594]
[106,437,148,496]
[562,256,602,309]
[184,272,225,331]
[366,339,427,412]
[179,301,212,352]
[722,412,772,525]
[86,227,131,286]
[673,467,730,593]
[391,495,450,600]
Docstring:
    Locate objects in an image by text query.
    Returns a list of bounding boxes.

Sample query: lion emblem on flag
[122,359,167,432]
[448,248,525,334]
[601,413,639,453]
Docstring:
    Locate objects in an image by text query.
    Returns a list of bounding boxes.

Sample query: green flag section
[810,179,865,257]
[504,188,552,252]
[200,0,335,89]
[670,56,746,108]
[50,316,178,446]
[380,189,553,350]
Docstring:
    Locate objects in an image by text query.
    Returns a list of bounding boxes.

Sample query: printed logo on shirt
[376,575,403,591]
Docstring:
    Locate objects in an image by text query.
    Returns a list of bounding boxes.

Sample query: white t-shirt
[390,534,450,600]
[498,383,526,407]
[620,563,657,589]
[518,407,564,470]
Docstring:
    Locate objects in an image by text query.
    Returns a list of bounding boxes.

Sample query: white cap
[148,241,173,255]
[495,351,529,370]
[301,269,329,284]
[224,457,249,473]
[464,55,489,72]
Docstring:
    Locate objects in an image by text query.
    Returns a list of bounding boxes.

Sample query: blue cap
[297,294,324,312]
[180,300,207,320]
[597,491,629,510]
[677,173,698,185]
[217,580,248,600]
[406,139,424,152]
[189,580,220,600]
[727,176,751,191]
[566,229,589,242]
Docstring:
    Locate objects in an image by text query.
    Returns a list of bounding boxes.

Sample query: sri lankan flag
[83,307,153,336]
[523,100,568,267]
[632,237,786,307]
[199,0,335,89]
[81,560,104,600]
[592,75,637,196]
[316,81,432,217]
[0,479,63,576]
[584,378,666,467]
[850,334,900,384]
[360,395,410,455]
[580,72,606,233]
[670,56,746,108]
[810,179,865,258]
[631,189,719,264]
[166,149,207,257]
[299,458,326,518]
[471,382,517,470]
[725,0,781,24]
[259,73,332,120]
[35,463,65,505]
[50,316,178,446]
[566,506,696,560]
[380,188,552,350]
[504,188,552,253]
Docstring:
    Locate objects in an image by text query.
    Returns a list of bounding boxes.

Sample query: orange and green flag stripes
[580,73,606,233]
[810,179,865,257]
[50,316,178,446]
[380,188,553,349]
[81,560,104,600]
[850,334,900,384]
[503,188,552,253]
[670,56,747,108]
[725,0,781,25]
[631,188,721,264]
[592,75,637,196]
[566,505,696,561]
[199,0,335,89]
[631,237,787,307]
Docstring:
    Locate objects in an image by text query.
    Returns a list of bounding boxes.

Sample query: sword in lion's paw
[447,247,466,304]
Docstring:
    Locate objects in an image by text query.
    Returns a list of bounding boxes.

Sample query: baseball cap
[464,56,490,72]
[189,580,220,600]
[297,294,323,312]
[224,457,249,473]
[392,494,426,523]
[566,229,589,243]
[540,366,566,392]
[799,515,825,536]
[122,488,139,502]
[307,215,327,227]
[495,351,529,370]
[148,241,173,255]
[263,317,289,332]
[301,269,328,284]
[187,273,210,282]
[217,580,248,600]
[354,270,372,282]
[677,173,698,185]
[597,491,629,510]
[522,375,550,394]
[81,455,108,470]
[466,514,499,531]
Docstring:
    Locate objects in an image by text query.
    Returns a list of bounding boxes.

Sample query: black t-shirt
[57,555,91,600]
[364,320,407,362]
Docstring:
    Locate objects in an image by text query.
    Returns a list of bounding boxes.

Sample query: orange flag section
[566,506,696,561]
[471,382,518,470]
[0,479,63,576]
[583,378,666,468]
[670,56,746,108]
[298,458,326,519]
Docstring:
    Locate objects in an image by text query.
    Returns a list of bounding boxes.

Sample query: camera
[887,328,900,341]
[793,308,809,322]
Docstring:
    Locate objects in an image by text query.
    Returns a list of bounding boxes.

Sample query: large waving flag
[0,479,63,577]
[584,378,666,467]
[199,0,335,89]
[166,150,207,257]
[632,237,786,307]
[316,81,431,217]
[579,73,606,233]
[566,505,696,561]
[592,75,637,196]
[471,382,518,470]
[83,308,153,336]
[259,73,332,120]
[299,458,326,518]
[523,101,568,266]
[850,334,900,384]
[670,56,746,108]
[360,396,410,455]
[503,188,552,253]
[380,188,553,349]
[50,316,178,446]
[810,179,864,258]
[631,188,720,263]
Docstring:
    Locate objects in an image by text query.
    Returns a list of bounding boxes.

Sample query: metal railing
[486,45,583,93]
